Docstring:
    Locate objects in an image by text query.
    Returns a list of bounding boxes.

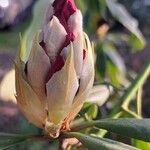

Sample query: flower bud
[15,0,94,138]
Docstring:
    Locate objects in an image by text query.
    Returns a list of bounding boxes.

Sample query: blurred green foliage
[0,18,31,51]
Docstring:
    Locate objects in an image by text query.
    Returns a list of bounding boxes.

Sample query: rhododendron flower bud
[15,0,94,138]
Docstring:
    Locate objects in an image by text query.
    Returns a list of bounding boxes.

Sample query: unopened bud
[15,0,94,138]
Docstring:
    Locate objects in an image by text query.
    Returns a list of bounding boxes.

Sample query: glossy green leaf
[106,0,145,49]
[71,118,150,142]
[64,132,138,150]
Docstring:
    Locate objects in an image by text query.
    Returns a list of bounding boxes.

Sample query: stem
[110,59,150,116]
[137,86,143,117]
[70,118,85,129]
[71,120,100,132]
[122,59,150,107]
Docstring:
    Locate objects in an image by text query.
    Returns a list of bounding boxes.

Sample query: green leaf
[64,132,138,150]
[71,118,150,142]
[132,139,150,150]
[104,43,126,76]
[106,0,145,49]
[111,59,150,117]
[129,34,145,50]
[0,133,30,149]
[96,43,107,78]
[80,103,98,120]
[75,0,87,14]
[106,59,120,86]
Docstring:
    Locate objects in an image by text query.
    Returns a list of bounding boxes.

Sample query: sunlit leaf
[106,0,145,49]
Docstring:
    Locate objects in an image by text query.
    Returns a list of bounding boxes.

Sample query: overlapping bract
[15,0,94,138]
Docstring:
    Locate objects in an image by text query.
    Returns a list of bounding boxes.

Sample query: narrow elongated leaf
[71,118,150,142]
[111,59,150,116]
[64,132,138,150]
[106,0,145,49]
[0,133,30,149]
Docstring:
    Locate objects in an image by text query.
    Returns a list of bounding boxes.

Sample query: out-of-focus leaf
[22,0,52,61]
[0,69,16,103]
[129,34,144,50]
[106,59,120,86]
[16,117,42,135]
[98,0,107,17]
[96,43,107,78]
[87,0,100,11]
[103,43,126,86]
[132,139,150,150]
[104,43,126,75]
[80,103,98,120]
[86,10,100,34]
[71,119,150,142]
[96,42,126,85]
[86,85,113,106]
[0,18,30,50]
[0,133,30,150]
[65,132,138,150]
[106,0,145,49]
[75,0,87,14]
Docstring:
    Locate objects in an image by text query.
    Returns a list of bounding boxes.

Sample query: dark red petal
[53,0,76,49]
[39,0,79,81]
[62,32,75,49]
[46,55,65,82]
[53,0,76,33]
[83,49,86,60]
